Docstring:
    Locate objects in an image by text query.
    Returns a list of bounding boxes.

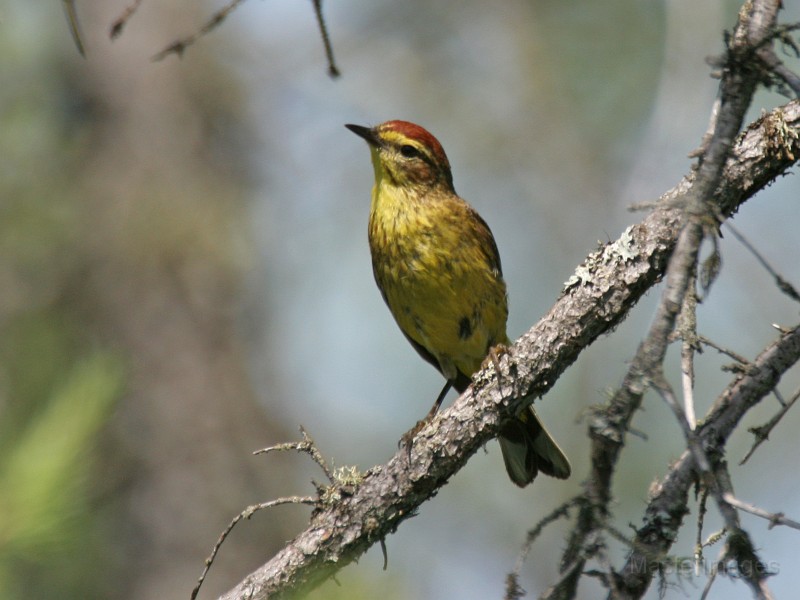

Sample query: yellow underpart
[367,146,509,380]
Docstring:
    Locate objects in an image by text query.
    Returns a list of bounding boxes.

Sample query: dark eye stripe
[398,143,437,172]
[400,144,420,158]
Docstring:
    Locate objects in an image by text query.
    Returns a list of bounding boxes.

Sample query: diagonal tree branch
[216,93,800,600]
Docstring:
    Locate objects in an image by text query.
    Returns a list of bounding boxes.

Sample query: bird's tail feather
[498,405,571,487]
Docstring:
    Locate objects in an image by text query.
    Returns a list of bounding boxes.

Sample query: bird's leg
[399,380,452,456]
[482,343,511,398]
[427,379,452,419]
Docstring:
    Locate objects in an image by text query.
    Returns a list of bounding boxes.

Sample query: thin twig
[62,0,86,57]
[596,544,623,600]
[254,426,334,483]
[504,572,526,600]
[699,550,721,600]
[379,537,388,571]
[538,561,584,600]
[770,62,800,96]
[681,345,697,430]
[694,487,711,576]
[740,386,800,464]
[191,496,317,600]
[652,372,712,474]
[110,0,144,40]
[150,0,341,78]
[512,497,580,574]
[312,0,340,78]
[723,493,800,530]
[697,335,752,366]
[678,275,699,429]
[755,23,800,96]
[711,465,775,599]
[152,0,248,61]
[724,222,800,303]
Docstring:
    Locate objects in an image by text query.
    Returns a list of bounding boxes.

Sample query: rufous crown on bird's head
[376,120,450,169]
[346,120,453,190]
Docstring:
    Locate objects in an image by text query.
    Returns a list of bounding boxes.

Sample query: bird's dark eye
[400,144,420,158]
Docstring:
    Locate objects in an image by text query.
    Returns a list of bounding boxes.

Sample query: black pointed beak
[345,123,381,147]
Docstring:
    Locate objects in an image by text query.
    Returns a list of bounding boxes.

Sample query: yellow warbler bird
[346,120,570,487]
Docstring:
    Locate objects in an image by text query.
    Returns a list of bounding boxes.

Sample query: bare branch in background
[615,323,800,597]
[740,386,800,464]
[62,0,86,57]
[151,0,248,61]
[312,0,340,78]
[724,222,800,303]
[110,0,144,40]
[145,0,340,77]
[724,494,800,531]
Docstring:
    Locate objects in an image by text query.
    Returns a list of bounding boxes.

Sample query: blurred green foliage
[0,350,122,598]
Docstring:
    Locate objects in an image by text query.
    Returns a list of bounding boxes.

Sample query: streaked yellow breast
[368,176,509,381]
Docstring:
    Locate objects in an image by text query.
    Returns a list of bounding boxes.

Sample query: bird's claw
[482,343,510,373]
[399,417,428,461]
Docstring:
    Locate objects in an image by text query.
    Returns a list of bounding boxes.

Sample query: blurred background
[1,1,798,599]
